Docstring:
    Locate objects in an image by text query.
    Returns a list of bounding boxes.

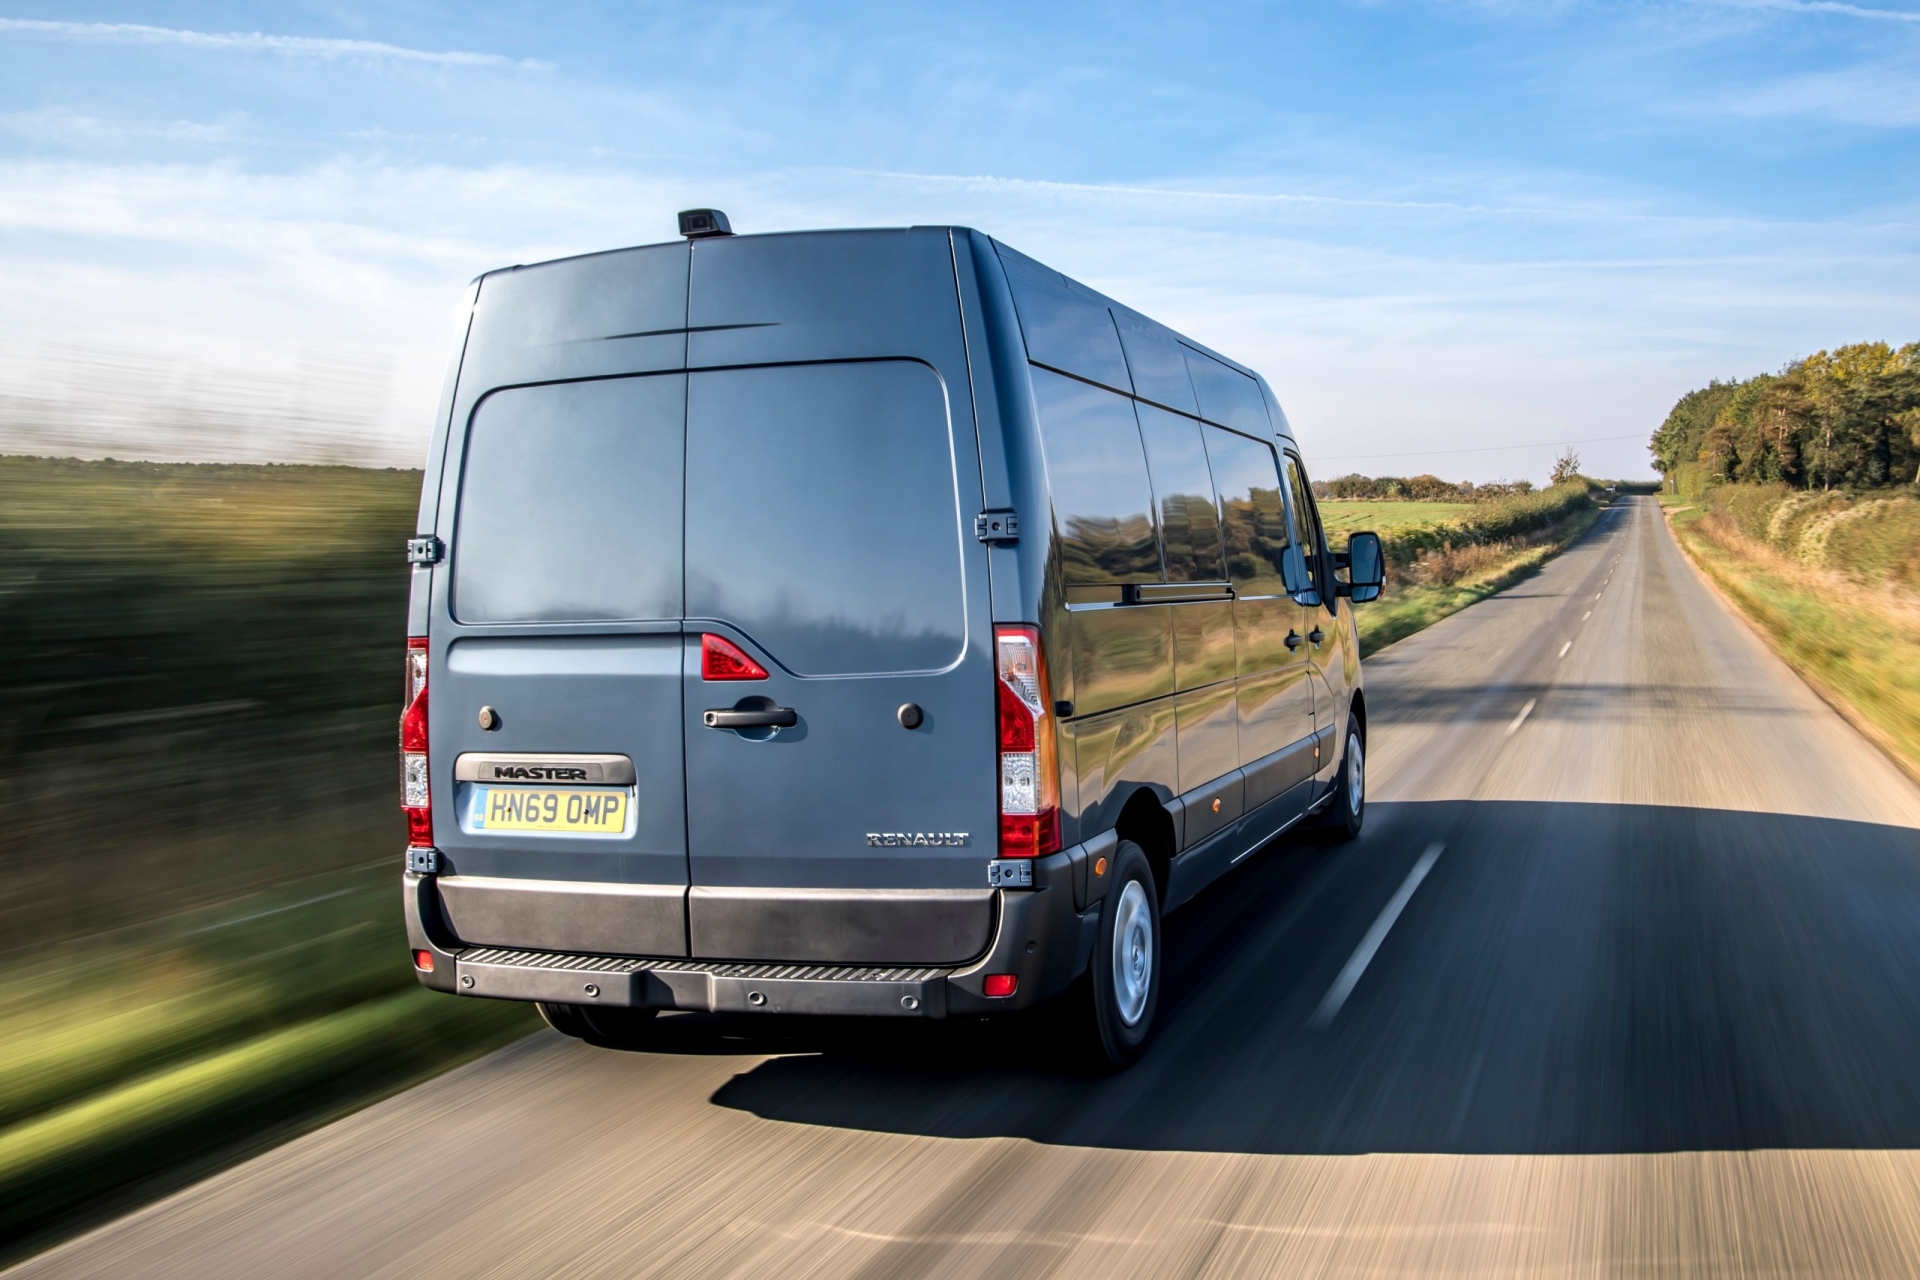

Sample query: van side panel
[1074,702,1180,841]
[988,237,1333,905]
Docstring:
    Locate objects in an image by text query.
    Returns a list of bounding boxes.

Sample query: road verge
[1662,494,1920,784]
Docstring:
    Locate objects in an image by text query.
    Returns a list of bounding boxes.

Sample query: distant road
[22,496,1920,1279]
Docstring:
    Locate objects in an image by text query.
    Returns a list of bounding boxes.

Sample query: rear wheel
[537,1002,658,1049]
[1078,841,1161,1069]
[1321,725,1365,841]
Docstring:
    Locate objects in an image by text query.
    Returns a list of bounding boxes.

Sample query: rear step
[457,947,952,1018]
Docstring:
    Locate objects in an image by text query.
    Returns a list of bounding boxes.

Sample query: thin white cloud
[854,167,1917,234]
[1697,0,1920,22]
[0,108,237,147]
[0,18,548,68]
[1712,63,1920,125]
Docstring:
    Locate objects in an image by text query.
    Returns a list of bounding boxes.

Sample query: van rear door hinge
[974,510,1019,545]
[406,536,444,566]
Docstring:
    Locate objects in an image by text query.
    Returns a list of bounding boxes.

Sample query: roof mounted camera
[678,209,733,239]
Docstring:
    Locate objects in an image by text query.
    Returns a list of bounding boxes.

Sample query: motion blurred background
[2,0,1918,1260]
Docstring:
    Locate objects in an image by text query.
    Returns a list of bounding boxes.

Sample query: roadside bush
[1376,481,1597,572]
[1313,472,1536,503]
[1695,481,1920,589]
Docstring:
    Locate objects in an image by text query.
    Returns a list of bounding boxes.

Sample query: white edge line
[184,888,354,934]
[1505,698,1536,736]
[1310,843,1445,1027]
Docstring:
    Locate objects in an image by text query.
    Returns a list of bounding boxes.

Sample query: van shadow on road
[672,800,1920,1157]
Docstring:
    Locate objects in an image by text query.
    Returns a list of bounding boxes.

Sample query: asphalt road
[23,495,1920,1278]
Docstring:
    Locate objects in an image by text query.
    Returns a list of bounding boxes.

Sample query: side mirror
[1342,531,1384,603]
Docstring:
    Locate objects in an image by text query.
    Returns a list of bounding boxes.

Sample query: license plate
[468,786,628,834]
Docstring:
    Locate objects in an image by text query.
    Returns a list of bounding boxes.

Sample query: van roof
[472,225,1271,397]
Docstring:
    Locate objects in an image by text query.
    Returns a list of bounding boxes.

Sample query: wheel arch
[1112,788,1176,905]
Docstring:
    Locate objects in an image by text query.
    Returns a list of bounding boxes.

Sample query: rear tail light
[412,949,435,973]
[702,633,769,680]
[400,637,432,848]
[982,973,1018,997]
[995,625,1058,859]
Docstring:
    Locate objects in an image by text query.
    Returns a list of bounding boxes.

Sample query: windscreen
[685,360,967,676]
[451,374,685,624]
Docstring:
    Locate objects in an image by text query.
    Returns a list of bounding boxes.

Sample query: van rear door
[678,231,997,967]
[424,245,692,959]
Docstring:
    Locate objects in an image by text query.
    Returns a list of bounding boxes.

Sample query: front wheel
[1078,840,1162,1069]
[1321,725,1365,841]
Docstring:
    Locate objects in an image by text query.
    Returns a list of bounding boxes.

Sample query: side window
[1183,347,1271,436]
[1032,367,1162,586]
[999,249,1133,394]
[1282,453,1324,601]
[1114,313,1199,416]
[1136,404,1225,582]
[1202,425,1290,597]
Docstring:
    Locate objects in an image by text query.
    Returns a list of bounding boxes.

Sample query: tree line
[1650,342,1920,490]
[1312,473,1539,502]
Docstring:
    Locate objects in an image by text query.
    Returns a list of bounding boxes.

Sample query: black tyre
[537,1001,658,1049]
[1079,840,1162,1069]
[537,1001,589,1038]
[1321,723,1365,841]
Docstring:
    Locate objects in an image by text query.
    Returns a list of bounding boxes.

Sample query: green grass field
[1315,500,1474,536]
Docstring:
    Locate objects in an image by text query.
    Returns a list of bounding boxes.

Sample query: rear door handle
[1285,631,1304,650]
[703,707,798,729]
[1308,627,1325,646]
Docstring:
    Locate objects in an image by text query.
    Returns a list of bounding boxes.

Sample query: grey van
[400,213,1384,1066]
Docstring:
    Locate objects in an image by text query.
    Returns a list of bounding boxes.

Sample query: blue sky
[0,3,1916,479]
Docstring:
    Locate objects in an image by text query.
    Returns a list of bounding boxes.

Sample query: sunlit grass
[0,988,529,1246]
[0,454,421,563]
[1315,500,1475,536]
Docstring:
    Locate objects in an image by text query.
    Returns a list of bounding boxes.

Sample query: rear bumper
[457,947,954,1017]
[402,839,1106,1018]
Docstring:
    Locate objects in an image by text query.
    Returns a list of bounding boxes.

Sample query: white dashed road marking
[1311,843,1447,1027]
[1506,699,1536,736]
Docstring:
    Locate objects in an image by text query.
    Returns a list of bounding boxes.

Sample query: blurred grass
[1664,486,1920,778]
[0,455,537,1254]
